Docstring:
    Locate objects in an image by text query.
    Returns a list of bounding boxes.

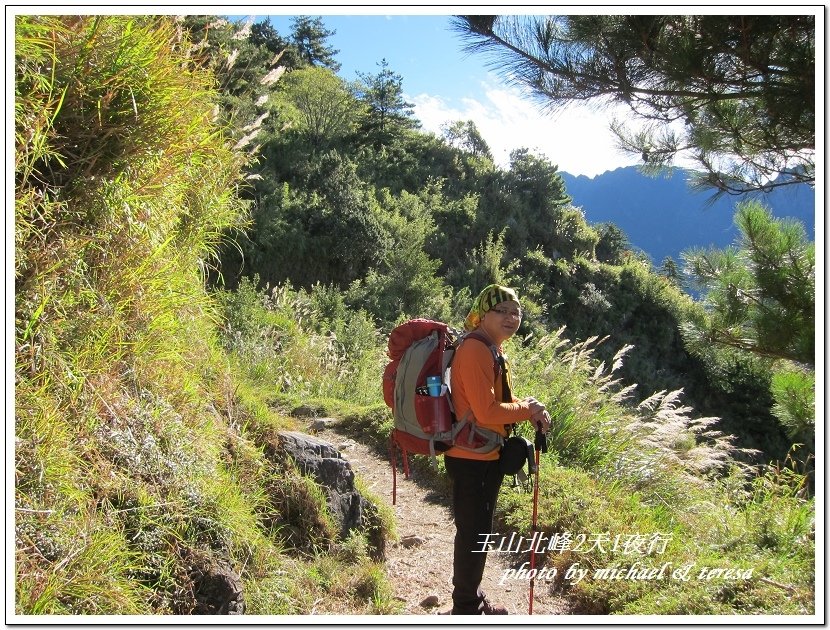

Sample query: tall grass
[14,15,259,614]
[498,328,815,615]
[16,507,152,614]
[15,16,401,616]
[214,277,385,407]
[510,329,758,500]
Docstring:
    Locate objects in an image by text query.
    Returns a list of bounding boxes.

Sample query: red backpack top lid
[386,319,448,361]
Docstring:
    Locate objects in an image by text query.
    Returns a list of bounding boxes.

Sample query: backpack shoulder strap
[462,331,513,406]
[462,331,500,378]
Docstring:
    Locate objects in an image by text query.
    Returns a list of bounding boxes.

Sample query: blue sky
[235,12,643,177]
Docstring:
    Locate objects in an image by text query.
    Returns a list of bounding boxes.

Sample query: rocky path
[318,425,570,617]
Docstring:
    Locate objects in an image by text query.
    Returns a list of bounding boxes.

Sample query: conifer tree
[290,16,341,71]
[683,201,814,365]
[451,15,815,197]
[682,201,815,450]
[356,58,419,146]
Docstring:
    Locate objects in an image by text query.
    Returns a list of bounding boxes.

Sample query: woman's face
[479,300,522,345]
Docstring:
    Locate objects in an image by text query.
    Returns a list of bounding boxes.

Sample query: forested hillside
[14,15,816,618]
[199,14,813,464]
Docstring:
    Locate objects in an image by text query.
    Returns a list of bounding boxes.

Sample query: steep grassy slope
[13,15,396,616]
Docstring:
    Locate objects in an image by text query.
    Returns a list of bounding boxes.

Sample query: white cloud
[411,83,642,178]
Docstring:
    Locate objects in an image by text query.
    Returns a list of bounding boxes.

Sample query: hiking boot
[480,598,509,615]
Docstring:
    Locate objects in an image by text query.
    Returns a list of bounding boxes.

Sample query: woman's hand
[533,410,552,434]
[523,396,544,414]
[523,397,551,433]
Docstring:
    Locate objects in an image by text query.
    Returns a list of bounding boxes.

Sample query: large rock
[277,431,368,540]
[185,550,245,615]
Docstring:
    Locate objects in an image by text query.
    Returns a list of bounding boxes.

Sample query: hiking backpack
[383,318,505,503]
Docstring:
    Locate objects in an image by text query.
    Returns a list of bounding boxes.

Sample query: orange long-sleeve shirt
[446,335,532,460]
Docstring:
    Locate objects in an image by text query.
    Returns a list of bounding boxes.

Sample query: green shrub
[216,279,387,406]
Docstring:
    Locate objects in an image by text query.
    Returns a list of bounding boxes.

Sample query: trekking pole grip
[534,427,547,453]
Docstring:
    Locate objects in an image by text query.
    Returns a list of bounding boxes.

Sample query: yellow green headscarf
[464,284,521,332]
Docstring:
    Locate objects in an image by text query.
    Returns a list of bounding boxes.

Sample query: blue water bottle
[426,375,442,397]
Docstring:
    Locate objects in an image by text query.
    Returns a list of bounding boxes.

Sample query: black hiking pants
[444,455,504,614]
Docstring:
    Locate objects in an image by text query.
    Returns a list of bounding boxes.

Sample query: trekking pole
[528,419,548,615]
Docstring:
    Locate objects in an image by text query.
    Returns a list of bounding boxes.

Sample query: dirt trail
[318,424,570,617]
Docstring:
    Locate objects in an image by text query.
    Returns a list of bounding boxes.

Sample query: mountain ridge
[559,166,816,266]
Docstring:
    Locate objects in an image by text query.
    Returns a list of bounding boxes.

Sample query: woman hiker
[445,284,551,615]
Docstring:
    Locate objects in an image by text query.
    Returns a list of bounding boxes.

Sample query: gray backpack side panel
[393,332,439,439]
